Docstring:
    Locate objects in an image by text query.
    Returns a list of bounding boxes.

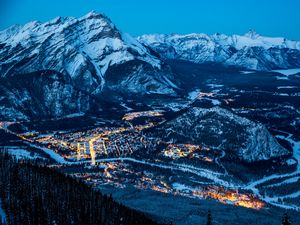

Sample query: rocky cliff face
[0,12,178,120]
[138,31,300,71]
[0,71,91,120]
[151,107,289,162]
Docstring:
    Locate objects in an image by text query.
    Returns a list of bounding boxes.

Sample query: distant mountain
[150,107,289,162]
[0,12,178,120]
[138,31,300,71]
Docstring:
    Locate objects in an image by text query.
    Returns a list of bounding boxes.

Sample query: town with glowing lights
[1,2,300,224]
[0,110,279,213]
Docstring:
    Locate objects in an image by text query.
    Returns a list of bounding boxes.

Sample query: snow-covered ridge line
[138,31,300,51]
[138,31,300,71]
[0,11,161,80]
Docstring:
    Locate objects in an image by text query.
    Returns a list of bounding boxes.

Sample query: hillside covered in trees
[0,153,160,225]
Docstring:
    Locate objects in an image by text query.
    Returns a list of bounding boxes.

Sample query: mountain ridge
[138,31,300,71]
[149,106,290,162]
[0,12,178,120]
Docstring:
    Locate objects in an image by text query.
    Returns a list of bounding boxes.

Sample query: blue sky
[1,0,300,40]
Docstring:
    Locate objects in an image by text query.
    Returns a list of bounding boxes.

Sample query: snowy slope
[138,31,300,71]
[0,12,178,120]
[0,12,161,81]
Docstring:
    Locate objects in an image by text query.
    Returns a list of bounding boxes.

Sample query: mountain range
[1,12,299,224]
[0,12,300,121]
[138,31,300,71]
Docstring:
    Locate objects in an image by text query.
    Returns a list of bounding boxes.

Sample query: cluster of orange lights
[122,110,164,121]
[193,187,265,209]
[163,144,212,162]
[151,185,169,193]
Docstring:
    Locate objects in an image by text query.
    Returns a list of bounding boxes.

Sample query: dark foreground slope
[0,153,160,225]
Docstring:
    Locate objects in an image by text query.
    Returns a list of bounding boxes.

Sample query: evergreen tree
[282,213,291,225]
[206,210,213,225]
[0,153,160,225]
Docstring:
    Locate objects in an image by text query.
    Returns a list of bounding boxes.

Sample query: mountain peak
[0,12,163,89]
[81,11,108,21]
[244,29,260,39]
[0,12,175,120]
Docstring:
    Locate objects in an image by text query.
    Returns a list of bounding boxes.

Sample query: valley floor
[1,66,300,224]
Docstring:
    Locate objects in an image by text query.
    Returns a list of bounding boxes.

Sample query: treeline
[0,152,160,225]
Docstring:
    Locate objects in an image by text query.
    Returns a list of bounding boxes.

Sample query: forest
[0,152,160,225]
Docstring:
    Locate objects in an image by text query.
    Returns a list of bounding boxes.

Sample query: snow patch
[276,76,289,80]
[210,99,221,106]
[277,86,298,89]
[172,183,192,192]
[206,84,224,88]
[272,68,300,76]
[240,71,256,74]
[188,89,200,100]
[286,158,297,166]
[3,146,43,160]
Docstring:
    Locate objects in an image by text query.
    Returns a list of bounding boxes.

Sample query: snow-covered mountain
[138,31,300,71]
[150,107,289,162]
[0,12,178,120]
